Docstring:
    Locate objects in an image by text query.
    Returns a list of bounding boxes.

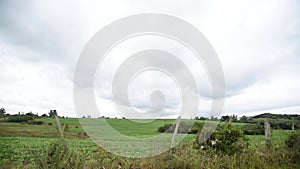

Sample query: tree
[48,110,57,117]
[41,113,48,118]
[25,112,34,116]
[239,116,248,123]
[199,117,207,120]
[210,116,218,121]
[230,114,238,122]
[221,115,230,122]
[0,108,6,115]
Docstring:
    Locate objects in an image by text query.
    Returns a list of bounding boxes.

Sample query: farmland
[0,116,300,168]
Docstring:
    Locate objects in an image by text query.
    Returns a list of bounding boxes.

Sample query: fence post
[264,119,271,149]
[53,110,68,150]
[171,116,181,148]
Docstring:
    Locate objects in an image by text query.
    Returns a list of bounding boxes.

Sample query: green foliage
[285,132,300,149]
[5,115,44,125]
[189,122,204,134]
[213,123,248,154]
[239,115,253,123]
[194,116,207,120]
[6,115,34,123]
[36,140,85,169]
[220,115,238,122]
[240,123,264,135]
[194,123,248,155]
[221,115,230,121]
[0,126,300,168]
[285,132,300,164]
[253,113,300,120]
[157,122,203,134]
[27,120,44,125]
[1,117,300,168]
[157,123,173,133]
[253,118,300,130]
[25,112,37,117]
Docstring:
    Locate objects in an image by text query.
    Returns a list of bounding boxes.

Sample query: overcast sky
[1,0,300,118]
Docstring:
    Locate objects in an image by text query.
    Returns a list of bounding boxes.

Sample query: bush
[27,120,44,125]
[285,132,300,149]
[240,124,264,135]
[6,116,34,123]
[157,123,173,133]
[285,132,300,163]
[189,122,204,134]
[157,122,203,134]
[194,123,248,155]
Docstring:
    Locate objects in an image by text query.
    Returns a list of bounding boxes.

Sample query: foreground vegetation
[1,136,299,169]
[0,111,299,168]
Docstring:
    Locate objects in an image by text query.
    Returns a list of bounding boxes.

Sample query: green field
[246,130,298,147]
[0,118,297,144]
[0,117,299,168]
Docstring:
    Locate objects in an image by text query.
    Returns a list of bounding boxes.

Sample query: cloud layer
[1,0,300,117]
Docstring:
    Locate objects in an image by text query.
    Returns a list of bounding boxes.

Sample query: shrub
[285,132,300,149]
[6,116,33,123]
[189,122,204,134]
[214,124,247,154]
[285,132,300,163]
[194,123,248,155]
[157,122,203,134]
[240,124,264,135]
[27,120,44,125]
[157,123,173,133]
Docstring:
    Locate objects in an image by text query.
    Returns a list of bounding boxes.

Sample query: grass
[0,118,297,142]
[39,118,81,125]
[246,130,300,147]
[106,119,175,137]
[38,118,247,137]
[0,118,299,168]
[0,136,98,164]
[1,135,299,169]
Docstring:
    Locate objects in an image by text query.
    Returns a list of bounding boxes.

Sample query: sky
[0,0,300,118]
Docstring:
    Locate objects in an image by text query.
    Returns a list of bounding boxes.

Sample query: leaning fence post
[171,116,181,148]
[53,110,68,150]
[292,117,295,130]
[264,119,271,149]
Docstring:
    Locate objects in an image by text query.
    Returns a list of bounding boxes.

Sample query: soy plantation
[0,116,299,168]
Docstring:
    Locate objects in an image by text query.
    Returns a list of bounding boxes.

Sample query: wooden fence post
[292,117,295,130]
[264,119,271,149]
[53,110,68,150]
[171,116,181,148]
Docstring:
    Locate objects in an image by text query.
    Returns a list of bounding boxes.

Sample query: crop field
[0,117,299,168]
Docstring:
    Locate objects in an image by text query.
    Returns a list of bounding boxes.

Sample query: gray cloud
[1,0,300,117]
[0,1,63,61]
